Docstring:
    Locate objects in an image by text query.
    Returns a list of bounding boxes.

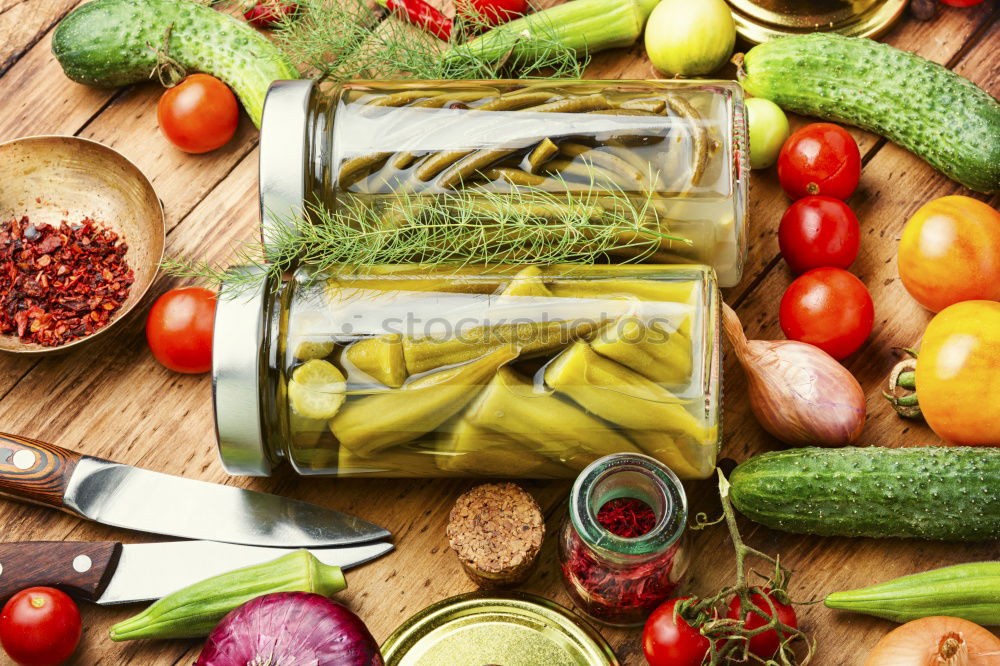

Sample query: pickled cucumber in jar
[277,265,721,480]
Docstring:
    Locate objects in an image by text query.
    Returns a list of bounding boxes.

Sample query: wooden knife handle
[0,432,81,509]
[0,541,122,603]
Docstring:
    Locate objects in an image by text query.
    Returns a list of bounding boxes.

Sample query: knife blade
[0,540,394,604]
[0,432,390,547]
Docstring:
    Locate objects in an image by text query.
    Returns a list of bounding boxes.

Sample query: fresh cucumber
[729,447,1000,541]
[825,562,1000,626]
[52,0,299,127]
[738,34,1000,194]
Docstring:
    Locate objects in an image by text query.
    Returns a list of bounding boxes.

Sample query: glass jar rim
[569,453,687,557]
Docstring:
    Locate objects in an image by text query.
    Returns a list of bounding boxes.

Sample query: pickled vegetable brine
[260,80,748,286]
[269,265,721,479]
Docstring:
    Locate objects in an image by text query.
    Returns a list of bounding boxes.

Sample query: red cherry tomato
[465,0,529,24]
[778,196,861,274]
[939,0,984,6]
[0,587,81,666]
[146,287,217,374]
[642,598,711,666]
[725,590,798,659]
[157,74,239,154]
[779,267,874,360]
[777,123,861,200]
[244,0,298,28]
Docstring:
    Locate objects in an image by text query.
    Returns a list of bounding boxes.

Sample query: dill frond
[164,186,691,292]
[271,0,588,82]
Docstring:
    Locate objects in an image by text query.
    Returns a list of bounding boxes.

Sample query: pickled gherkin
[255,265,721,479]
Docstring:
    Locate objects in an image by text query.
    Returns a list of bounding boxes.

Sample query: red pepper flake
[0,216,134,346]
[561,498,680,624]
[596,497,657,538]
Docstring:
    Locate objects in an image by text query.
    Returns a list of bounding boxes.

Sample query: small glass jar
[212,264,721,479]
[259,78,748,286]
[558,453,688,627]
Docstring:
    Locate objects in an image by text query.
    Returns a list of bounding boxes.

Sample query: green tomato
[644,0,736,76]
[745,97,790,169]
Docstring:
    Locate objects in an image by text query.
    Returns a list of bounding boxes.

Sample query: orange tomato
[915,300,1000,446]
[897,195,1000,312]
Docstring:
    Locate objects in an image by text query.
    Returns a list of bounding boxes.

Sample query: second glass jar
[213,264,721,480]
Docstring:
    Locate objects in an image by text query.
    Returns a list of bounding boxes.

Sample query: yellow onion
[722,302,866,447]
[863,616,1000,666]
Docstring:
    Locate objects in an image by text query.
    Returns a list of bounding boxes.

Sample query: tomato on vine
[777,123,861,200]
[725,589,798,659]
[642,598,712,666]
[0,587,81,666]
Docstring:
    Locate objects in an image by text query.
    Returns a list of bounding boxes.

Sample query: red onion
[195,593,383,666]
[722,302,866,447]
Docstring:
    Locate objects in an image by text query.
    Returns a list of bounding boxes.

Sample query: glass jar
[558,453,688,627]
[259,79,748,286]
[213,264,721,479]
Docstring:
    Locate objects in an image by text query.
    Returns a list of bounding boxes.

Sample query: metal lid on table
[259,79,315,247]
[727,0,907,43]
[380,591,620,666]
[212,266,272,477]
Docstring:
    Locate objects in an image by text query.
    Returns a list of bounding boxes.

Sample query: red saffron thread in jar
[596,497,657,538]
[0,216,134,346]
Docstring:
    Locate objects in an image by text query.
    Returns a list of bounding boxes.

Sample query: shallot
[722,302,866,447]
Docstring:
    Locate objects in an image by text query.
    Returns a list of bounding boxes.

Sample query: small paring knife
[0,432,390,548]
[0,540,394,604]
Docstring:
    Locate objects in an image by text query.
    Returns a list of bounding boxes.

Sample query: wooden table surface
[0,1,997,664]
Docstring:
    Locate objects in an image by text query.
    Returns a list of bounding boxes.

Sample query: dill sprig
[271,0,588,82]
[163,186,691,291]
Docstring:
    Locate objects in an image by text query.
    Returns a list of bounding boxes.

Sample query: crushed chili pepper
[560,496,682,624]
[560,532,681,624]
[596,497,657,538]
[0,216,134,347]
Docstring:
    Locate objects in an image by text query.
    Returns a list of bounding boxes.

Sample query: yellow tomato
[897,195,1000,312]
[915,300,1000,446]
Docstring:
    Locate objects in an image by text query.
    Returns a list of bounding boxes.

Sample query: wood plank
[0,0,79,77]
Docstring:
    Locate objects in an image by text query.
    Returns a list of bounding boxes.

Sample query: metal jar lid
[381,591,621,666]
[259,79,315,246]
[727,0,907,43]
[212,266,274,477]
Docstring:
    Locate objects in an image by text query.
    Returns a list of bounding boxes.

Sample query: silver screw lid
[259,79,315,248]
[212,266,272,476]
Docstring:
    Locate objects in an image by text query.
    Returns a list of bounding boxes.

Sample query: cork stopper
[447,483,545,588]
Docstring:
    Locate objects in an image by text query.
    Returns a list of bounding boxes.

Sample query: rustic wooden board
[0,1,997,664]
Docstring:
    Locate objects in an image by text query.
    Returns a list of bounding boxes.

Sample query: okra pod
[329,345,518,455]
[544,341,706,443]
[109,550,346,641]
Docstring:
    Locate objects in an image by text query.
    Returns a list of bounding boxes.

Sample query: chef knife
[0,432,390,547]
[0,540,393,604]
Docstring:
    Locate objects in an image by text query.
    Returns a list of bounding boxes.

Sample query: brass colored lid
[381,592,620,666]
[727,0,907,43]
